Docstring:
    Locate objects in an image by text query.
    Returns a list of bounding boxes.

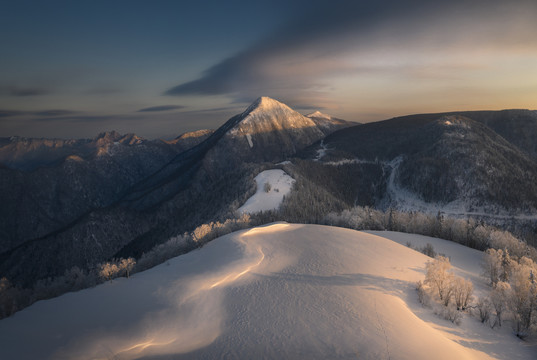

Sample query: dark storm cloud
[165,0,537,104]
[137,105,185,112]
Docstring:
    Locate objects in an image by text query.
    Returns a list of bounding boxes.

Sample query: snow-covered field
[238,169,295,214]
[1,224,535,359]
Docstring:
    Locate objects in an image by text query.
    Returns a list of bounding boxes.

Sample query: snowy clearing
[238,169,295,214]
[1,224,535,359]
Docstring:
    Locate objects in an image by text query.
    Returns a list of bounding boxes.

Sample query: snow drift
[0,224,534,359]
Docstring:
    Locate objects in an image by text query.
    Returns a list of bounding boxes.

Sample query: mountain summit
[242,96,291,114]
[203,97,351,167]
[236,96,320,131]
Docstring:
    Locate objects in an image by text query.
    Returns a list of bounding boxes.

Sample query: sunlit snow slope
[0,224,534,359]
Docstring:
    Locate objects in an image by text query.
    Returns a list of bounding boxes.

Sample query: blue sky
[1,0,536,139]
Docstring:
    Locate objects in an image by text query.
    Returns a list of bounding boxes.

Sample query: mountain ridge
[1,99,536,288]
[0,97,351,285]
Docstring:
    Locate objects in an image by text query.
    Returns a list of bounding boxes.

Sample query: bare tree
[452,277,473,310]
[509,261,537,338]
[475,296,492,324]
[482,248,502,286]
[99,262,119,283]
[119,258,136,278]
[490,281,511,328]
[425,256,454,304]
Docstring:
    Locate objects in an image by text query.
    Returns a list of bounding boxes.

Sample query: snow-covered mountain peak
[306,110,332,120]
[242,96,294,117]
[95,130,122,142]
[232,96,315,132]
[204,97,326,166]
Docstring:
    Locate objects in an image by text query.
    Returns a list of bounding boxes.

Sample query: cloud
[0,109,78,119]
[85,86,123,95]
[31,115,121,123]
[137,105,185,112]
[1,86,49,97]
[164,0,537,106]
[35,110,78,117]
[0,110,24,118]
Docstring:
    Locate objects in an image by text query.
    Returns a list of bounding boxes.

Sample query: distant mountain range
[1,97,536,286]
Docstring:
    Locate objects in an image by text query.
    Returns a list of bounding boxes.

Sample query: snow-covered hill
[1,224,534,359]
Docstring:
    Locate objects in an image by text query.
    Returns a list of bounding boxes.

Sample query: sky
[1,0,536,139]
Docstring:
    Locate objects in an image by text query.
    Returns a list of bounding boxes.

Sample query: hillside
[0,132,180,252]
[0,224,534,359]
[0,97,350,286]
[1,99,536,296]
[301,114,537,213]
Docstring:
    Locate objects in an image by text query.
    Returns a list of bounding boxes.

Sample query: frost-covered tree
[63,266,90,290]
[489,230,527,260]
[425,256,454,305]
[453,277,473,310]
[421,243,437,258]
[482,249,502,286]
[490,281,511,328]
[472,225,491,250]
[509,259,537,338]
[99,262,119,283]
[475,296,492,324]
[119,258,136,278]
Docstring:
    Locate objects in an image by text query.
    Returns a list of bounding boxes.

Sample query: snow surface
[314,139,327,161]
[245,133,253,148]
[238,169,295,214]
[1,224,535,359]
[307,110,332,120]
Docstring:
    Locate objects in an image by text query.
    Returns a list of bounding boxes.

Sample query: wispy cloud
[0,110,24,118]
[0,109,78,119]
[137,105,185,112]
[85,86,123,95]
[1,86,49,97]
[35,110,78,117]
[31,115,122,123]
[164,0,537,107]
